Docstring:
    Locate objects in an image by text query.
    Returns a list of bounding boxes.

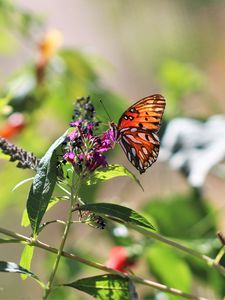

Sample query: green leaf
[146,244,192,300]
[64,274,137,300]
[0,261,34,276]
[19,245,34,280]
[21,208,30,227]
[21,196,68,227]
[143,193,217,239]
[86,164,143,191]
[79,203,155,231]
[26,131,67,235]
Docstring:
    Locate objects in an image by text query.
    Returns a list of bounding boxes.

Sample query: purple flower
[68,130,78,141]
[62,97,115,175]
[86,153,108,171]
[70,119,82,127]
[63,152,75,163]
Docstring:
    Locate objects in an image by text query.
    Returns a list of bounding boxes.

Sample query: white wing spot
[139,151,144,159]
[120,127,130,133]
[126,134,142,144]
[142,147,148,155]
[122,136,130,144]
[128,152,131,161]
[152,133,159,142]
[154,107,163,112]
[131,128,137,132]
[137,133,147,141]
[131,148,136,156]
[139,160,143,169]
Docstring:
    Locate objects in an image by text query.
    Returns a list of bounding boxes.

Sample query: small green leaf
[26,131,67,235]
[19,245,34,280]
[21,208,30,227]
[64,274,137,300]
[86,164,143,190]
[79,203,155,231]
[0,261,34,276]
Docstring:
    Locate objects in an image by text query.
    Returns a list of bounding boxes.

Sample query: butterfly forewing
[116,94,165,174]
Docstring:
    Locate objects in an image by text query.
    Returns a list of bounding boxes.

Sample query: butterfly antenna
[99,99,112,122]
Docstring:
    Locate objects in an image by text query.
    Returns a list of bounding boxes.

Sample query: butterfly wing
[117,94,166,173]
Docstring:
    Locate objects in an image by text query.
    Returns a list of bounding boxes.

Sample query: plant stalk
[43,171,80,299]
[0,227,208,300]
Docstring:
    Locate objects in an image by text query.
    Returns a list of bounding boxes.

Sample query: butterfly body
[112,94,166,174]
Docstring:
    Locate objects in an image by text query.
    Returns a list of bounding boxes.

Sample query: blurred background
[0,0,225,299]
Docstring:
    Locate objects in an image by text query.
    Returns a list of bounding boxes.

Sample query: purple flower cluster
[63,97,115,174]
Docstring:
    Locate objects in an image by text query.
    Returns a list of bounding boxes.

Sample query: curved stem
[43,171,81,299]
[0,227,208,300]
[214,247,225,265]
[128,224,225,277]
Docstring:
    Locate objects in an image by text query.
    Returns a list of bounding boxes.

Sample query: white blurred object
[159,116,225,188]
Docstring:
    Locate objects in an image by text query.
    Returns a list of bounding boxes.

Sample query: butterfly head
[109,122,119,142]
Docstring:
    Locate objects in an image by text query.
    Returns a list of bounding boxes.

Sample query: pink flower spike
[70,119,82,127]
[64,152,75,163]
[68,130,78,141]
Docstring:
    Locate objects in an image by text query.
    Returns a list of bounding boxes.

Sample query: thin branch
[128,224,225,277]
[0,226,210,300]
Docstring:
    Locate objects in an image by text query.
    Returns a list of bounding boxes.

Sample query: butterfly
[111,94,166,174]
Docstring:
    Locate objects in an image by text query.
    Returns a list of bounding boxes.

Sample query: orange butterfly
[111,94,166,174]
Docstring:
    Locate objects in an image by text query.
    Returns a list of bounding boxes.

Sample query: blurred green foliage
[159,59,206,117]
[0,2,225,300]
[0,0,42,53]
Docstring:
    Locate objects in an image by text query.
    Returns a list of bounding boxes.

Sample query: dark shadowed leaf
[86,164,143,191]
[79,203,155,231]
[0,261,34,276]
[0,260,44,287]
[64,274,137,300]
[26,131,67,235]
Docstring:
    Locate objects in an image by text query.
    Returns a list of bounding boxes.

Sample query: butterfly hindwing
[116,94,165,174]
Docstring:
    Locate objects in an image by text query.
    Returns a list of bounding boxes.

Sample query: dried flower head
[62,96,115,175]
[80,210,106,230]
[0,138,39,170]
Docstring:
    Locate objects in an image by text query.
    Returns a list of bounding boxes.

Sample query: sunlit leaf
[19,245,34,280]
[26,131,67,235]
[79,203,155,231]
[64,274,137,300]
[86,164,143,191]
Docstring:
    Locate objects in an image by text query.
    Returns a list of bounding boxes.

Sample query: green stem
[43,171,80,299]
[0,227,208,300]
[128,224,225,277]
[214,247,225,265]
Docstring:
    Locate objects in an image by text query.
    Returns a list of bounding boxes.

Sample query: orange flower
[0,113,25,139]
